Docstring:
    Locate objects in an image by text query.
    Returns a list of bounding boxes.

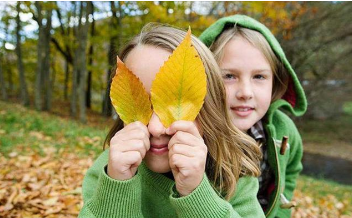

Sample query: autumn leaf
[151,27,207,127]
[110,57,153,125]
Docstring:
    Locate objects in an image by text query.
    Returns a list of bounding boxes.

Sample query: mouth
[230,106,254,117]
[149,144,169,155]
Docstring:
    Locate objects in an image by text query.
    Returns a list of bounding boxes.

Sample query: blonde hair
[210,25,289,102]
[105,24,261,200]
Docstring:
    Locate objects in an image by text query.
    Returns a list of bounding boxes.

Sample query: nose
[235,80,253,100]
[148,113,167,138]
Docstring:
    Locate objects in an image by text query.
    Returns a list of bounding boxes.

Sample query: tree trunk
[70,2,78,117]
[16,2,30,106]
[34,2,52,111]
[77,2,92,123]
[0,60,8,100]
[86,68,92,108]
[86,2,95,109]
[8,68,13,93]
[1,27,8,100]
[102,1,121,117]
[102,68,112,116]
[48,58,56,109]
[64,60,69,100]
[34,2,43,110]
[43,8,53,111]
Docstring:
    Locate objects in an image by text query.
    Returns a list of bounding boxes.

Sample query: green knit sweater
[199,15,308,218]
[79,149,265,218]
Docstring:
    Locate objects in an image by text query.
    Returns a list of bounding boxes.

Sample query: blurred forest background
[0,1,352,217]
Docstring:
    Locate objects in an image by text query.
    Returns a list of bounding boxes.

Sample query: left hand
[167,121,207,196]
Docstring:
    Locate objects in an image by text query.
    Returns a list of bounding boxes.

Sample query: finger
[119,140,148,158]
[169,143,195,157]
[120,121,150,137]
[169,153,183,171]
[119,129,150,150]
[169,153,205,178]
[169,153,193,171]
[168,131,202,150]
[111,129,150,151]
[120,151,143,166]
[166,120,202,139]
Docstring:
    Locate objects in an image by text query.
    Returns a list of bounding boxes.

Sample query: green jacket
[199,15,307,218]
[79,149,265,218]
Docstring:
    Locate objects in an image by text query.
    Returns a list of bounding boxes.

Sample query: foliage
[2,1,349,121]
[281,2,352,119]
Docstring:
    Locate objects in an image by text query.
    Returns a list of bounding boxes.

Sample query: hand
[167,121,207,196]
[107,121,150,181]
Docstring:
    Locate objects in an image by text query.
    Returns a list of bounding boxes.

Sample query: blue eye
[223,74,235,80]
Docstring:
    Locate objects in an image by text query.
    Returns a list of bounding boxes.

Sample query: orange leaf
[110,57,153,125]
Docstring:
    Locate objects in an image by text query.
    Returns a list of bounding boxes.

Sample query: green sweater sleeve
[170,175,265,218]
[78,150,144,218]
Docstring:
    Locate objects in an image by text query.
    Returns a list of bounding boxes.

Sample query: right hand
[107,121,150,180]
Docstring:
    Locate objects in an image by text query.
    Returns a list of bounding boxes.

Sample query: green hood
[199,14,307,117]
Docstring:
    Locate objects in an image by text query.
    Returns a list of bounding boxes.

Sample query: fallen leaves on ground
[0,146,93,218]
[292,190,352,218]
[1,147,351,218]
[0,131,351,217]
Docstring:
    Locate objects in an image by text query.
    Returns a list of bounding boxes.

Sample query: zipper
[265,137,281,217]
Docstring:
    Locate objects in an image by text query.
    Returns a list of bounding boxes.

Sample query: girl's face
[124,45,178,173]
[220,36,273,131]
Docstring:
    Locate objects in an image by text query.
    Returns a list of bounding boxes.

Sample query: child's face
[219,36,273,131]
[125,45,199,173]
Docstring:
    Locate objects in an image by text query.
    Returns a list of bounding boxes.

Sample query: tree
[86,2,95,109]
[0,52,8,100]
[51,1,74,100]
[281,2,352,119]
[71,1,92,123]
[16,2,30,106]
[30,2,54,111]
[102,1,123,117]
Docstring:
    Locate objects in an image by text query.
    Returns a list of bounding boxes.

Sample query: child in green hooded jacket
[200,15,308,218]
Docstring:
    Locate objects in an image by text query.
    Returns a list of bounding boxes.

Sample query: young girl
[200,15,307,218]
[78,25,265,218]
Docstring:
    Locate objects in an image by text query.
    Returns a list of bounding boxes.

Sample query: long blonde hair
[210,25,289,102]
[105,24,261,200]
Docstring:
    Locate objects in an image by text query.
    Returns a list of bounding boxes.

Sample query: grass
[343,101,352,116]
[297,175,352,201]
[0,100,108,158]
[295,101,352,145]
[295,114,352,144]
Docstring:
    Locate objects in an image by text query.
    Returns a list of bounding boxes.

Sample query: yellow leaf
[110,57,153,125]
[151,28,207,127]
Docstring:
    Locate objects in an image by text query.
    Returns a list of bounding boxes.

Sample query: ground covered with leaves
[1,101,351,217]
